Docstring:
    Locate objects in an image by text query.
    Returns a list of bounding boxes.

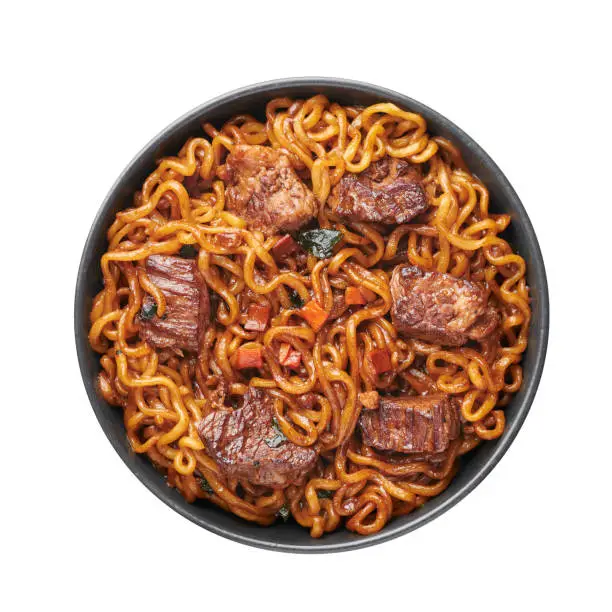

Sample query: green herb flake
[317,489,334,499]
[296,229,342,259]
[116,349,122,356]
[277,505,290,522]
[253,460,261,468]
[265,419,288,448]
[289,289,305,309]
[199,477,214,495]
[179,244,198,258]
[140,301,158,320]
[265,434,285,448]
[272,419,285,436]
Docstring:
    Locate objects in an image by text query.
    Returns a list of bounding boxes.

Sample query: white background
[2,1,610,610]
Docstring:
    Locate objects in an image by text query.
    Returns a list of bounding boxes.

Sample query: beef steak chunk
[139,254,209,353]
[328,157,429,224]
[197,388,318,488]
[219,145,318,236]
[360,394,460,456]
[390,264,498,346]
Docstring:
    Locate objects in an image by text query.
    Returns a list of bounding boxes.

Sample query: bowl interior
[75,79,548,553]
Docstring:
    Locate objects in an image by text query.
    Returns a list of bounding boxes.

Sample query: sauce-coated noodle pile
[89,96,530,537]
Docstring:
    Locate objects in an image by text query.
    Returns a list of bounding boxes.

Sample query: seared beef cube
[360,394,460,455]
[328,157,429,224]
[219,145,318,236]
[197,388,318,488]
[390,264,498,346]
[139,255,209,353]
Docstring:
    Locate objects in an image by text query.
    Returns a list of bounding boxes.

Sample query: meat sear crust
[219,144,318,236]
[360,394,460,455]
[197,388,318,488]
[328,157,429,224]
[139,255,209,353]
[390,264,499,346]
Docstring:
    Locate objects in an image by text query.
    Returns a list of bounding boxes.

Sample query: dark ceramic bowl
[75,78,549,553]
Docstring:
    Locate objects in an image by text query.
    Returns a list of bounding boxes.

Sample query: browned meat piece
[328,157,429,224]
[197,388,318,488]
[139,255,210,353]
[390,265,498,346]
[219,145,318,236]
[360,394,460,455]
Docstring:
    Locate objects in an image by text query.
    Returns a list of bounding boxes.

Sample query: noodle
[89,95,531,537]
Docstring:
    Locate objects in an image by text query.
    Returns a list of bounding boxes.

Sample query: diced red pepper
[285,352,301,369]
[359,287,377,302]
[234,346,263,369]
[345,286,367,306]
[244,303,271,332]
[278,343,291,363]
[368,348,392,374]
[278,343,302,369]
[272,234,299,258]
[299,300,329,332]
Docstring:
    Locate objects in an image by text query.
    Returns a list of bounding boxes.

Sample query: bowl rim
[75,77,549,553]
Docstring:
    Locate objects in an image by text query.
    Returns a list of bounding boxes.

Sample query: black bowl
[75,78,549,553]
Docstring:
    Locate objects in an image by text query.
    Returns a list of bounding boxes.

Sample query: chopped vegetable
[296,228,342,259]
[265,418,287,448]
[140,301,158,320]
[278,343,291,363]
[358,390,380,410]
[345,286,367,306]
[284,352,301,369]
[265,433,285,448]
[368,349,393,374]
[344,286,377,305]
[199,477,214,494]
[359,287,377,302]
[234,346,263,369]
[272,234,299,258]
[278,343,302,369]
[289,289,305,309]
[277,505,290,522]
[299,299,329,332]
[317,489,334,499]
[179,244,198,258]
[244,303,271,332]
